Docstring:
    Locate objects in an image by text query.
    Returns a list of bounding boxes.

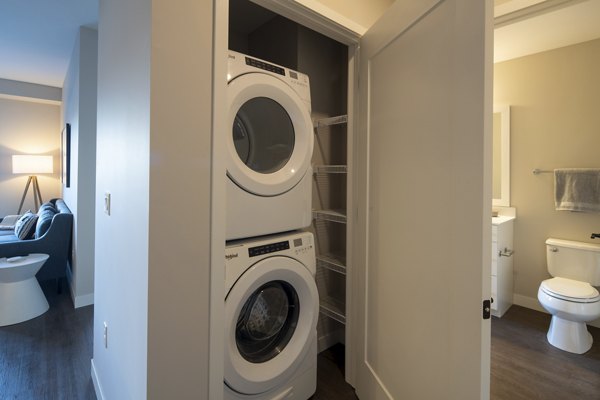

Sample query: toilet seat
[540,277,600,304]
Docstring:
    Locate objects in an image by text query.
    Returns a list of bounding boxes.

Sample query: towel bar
[533,169,552,174]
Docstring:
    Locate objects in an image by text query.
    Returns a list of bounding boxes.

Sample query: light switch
[103,321,108,348]
[104,192,111,216]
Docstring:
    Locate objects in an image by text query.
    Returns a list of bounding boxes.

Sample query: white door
[352,0,492,399]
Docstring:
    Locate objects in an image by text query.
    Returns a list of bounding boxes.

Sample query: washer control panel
[245,236,314,258]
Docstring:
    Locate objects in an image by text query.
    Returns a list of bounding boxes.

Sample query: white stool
[0,254,50,326]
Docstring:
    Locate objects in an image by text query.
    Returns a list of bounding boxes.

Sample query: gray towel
[554,168,600,212]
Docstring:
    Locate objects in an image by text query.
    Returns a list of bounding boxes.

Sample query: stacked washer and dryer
[224,51,319,400]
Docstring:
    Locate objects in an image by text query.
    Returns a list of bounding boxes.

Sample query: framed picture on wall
[61,123,71,188]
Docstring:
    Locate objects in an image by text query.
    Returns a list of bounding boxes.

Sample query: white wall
[62,26,98,308]
[0,90,61,217]
[93,0,216,398]
[146,0,215,396]
[93,0,151,396]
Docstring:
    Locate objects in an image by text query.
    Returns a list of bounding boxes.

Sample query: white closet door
[352,0,492,399]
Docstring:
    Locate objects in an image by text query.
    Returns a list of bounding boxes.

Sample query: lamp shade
[12,155,53,174]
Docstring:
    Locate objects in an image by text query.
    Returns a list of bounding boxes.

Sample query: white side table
[0,253,50,326]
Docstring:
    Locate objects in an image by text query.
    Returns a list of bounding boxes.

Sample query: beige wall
[316,0,395,29]
[0,96,61,217]
[494,38,600,302]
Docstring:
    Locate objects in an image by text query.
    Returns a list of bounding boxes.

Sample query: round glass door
[233,98,295,174]
[226,73,313,196]
[236,281,299,363]
[224,256,318,395]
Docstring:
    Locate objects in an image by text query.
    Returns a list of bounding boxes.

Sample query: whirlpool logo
[225,253,239,261]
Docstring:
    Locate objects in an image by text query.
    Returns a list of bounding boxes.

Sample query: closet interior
[229,0,351,373]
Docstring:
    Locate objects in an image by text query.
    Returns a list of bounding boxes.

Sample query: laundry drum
[236,281,300,363]
[233,97,295,174]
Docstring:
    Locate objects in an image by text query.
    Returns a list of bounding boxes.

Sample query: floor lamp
[12,155,53,214]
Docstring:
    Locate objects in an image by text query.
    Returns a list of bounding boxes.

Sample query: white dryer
[224,231,318,400]
[226,51,314,240]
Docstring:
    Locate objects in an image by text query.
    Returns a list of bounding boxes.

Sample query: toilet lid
[541,277,600,302]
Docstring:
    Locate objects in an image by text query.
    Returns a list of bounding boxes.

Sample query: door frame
[211,1,492,398]
[213,2,362,396]
[210,1,228,399]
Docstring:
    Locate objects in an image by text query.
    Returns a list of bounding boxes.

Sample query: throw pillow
[35,209,55,239]
[38,202,56,214]
[14,211,38,240]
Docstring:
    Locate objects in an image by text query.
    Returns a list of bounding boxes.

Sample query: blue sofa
[0,199,73,282]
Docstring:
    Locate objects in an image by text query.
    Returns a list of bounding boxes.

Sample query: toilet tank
[546,238,600,285]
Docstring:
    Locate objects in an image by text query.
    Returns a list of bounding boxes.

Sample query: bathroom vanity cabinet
[492,216,515,317]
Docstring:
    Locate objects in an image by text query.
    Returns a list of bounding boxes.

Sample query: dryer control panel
[248,240,290,257]
[245,57,285,76]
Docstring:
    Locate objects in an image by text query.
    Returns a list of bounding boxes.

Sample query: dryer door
[227,73,313,196]
[224,256,318,395]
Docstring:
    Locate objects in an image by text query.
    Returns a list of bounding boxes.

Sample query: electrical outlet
[103,321,108,348]
[104,192,111,216]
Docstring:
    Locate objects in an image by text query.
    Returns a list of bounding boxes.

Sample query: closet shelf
[313,114,348,129]
[314,165,347,174]
[312,210,347,224]
[317,254,346,275]
[320,296,346,324]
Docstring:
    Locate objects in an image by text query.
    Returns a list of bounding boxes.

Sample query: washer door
[224,256,318,395]
[227,73,313,196]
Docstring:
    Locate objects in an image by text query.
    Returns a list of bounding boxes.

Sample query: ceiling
[0,0,97,88]
[0,0,598,88]
[494,0,600,63]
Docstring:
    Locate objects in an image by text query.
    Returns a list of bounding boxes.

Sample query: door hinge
[483,300,491,319]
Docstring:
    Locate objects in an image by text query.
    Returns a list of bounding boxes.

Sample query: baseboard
[317,328,344,353]
[512,294,546,313]
[66,266,94,308]
[513,294,600,329]
[73,292,94,308]
[91,358,105,400]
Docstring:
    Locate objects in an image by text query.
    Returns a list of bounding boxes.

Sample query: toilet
[537,238,600,354]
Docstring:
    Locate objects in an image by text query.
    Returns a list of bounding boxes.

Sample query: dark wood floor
[2,289,599,399]
[491,305,600,400]
[312,344,358,400]
[0,281,96,400]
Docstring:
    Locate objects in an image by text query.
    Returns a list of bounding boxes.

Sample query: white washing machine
[226,51,314,240]
[224,231,318,400]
